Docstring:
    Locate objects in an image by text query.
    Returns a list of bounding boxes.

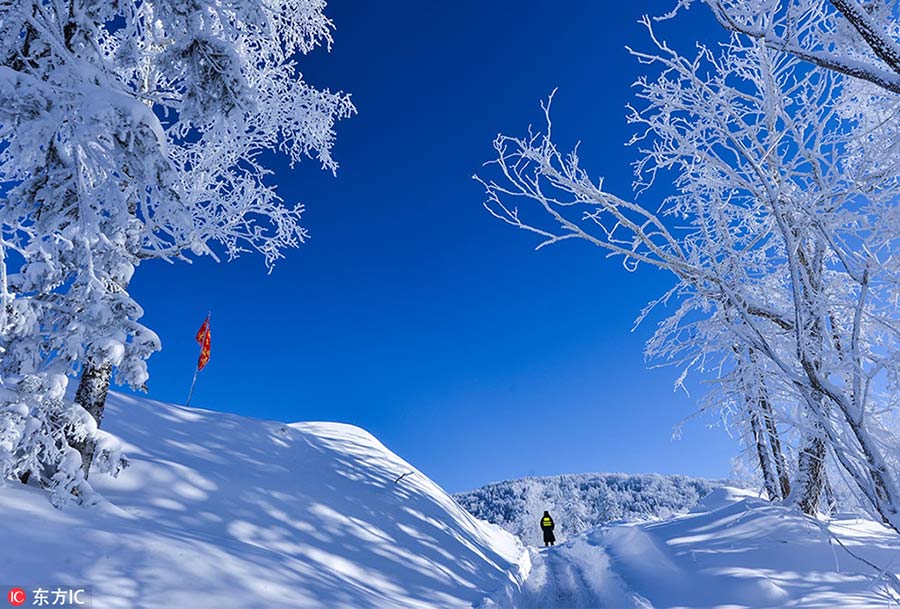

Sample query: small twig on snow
[395,471,414,484]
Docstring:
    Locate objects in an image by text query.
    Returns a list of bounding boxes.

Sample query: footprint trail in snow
[514,539,642,609]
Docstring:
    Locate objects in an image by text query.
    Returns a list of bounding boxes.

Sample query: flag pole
[186,366,199,407]
[186,311,211,407]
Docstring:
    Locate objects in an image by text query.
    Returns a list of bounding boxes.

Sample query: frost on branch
[0,374,126,507]
[0,0,354,504]
[477,24,900,529]
[686,0,900,95]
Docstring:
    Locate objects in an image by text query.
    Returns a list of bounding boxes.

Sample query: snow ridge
[0,393,524,609]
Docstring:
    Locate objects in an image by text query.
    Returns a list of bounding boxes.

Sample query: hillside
[483,488,900,609]
[5,393,899,609]
[455,473,722,546]
[0,393,525,609]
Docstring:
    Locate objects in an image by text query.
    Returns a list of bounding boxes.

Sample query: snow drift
[487,487,900,609]
[0,393,525,609]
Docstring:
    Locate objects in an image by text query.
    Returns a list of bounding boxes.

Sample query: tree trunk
[69,359,112,479]
[760,396,791,499]
[750,407,781,500]
[822,466,836,515]
[743,348,787,501]
[795,421,827,516]
[841,410,900,527]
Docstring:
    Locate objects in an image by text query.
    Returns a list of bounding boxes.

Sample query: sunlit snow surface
[484,488,900,609]
[3,394,900,609]
[0,393,524,609]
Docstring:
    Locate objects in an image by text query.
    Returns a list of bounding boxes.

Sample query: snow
[0,393,524,609]
[4,393,900,609]
[455,472,722,546]
[492,540,634,609]
[0,0,357,505]
[484,487,900,608]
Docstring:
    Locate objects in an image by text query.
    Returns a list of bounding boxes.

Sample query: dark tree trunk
[750,407,781,500]
[795,421,827,516]
[760,396,791,499]
[792,245,827,516]
[69,359,112,478]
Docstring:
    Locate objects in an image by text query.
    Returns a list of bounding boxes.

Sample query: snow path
[510,539,642,609]
[489,488,900,608]
[519,547,596,608]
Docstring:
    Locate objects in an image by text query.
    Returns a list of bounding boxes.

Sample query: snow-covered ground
[0,393,525,609]
[484,488,900,609]
[4,393,900,609]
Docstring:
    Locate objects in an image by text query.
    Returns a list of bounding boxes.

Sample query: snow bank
[594,491,900,608]
[489,487,900,608]
[0,393,524,609]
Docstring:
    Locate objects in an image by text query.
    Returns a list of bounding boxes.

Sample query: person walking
[540,510,556,547]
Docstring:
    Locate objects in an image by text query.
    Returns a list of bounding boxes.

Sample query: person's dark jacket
[540,512,556,544]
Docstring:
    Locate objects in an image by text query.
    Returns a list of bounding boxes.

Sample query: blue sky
[126,1,740,492]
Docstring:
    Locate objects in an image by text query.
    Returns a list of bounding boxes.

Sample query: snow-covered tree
[455,473,719,545]
[0,0,354,504]
[477,23,900,528]
[685,0,900,94]
[723,346,791,501]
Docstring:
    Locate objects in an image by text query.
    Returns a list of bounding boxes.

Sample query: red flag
[195,314,211,371]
